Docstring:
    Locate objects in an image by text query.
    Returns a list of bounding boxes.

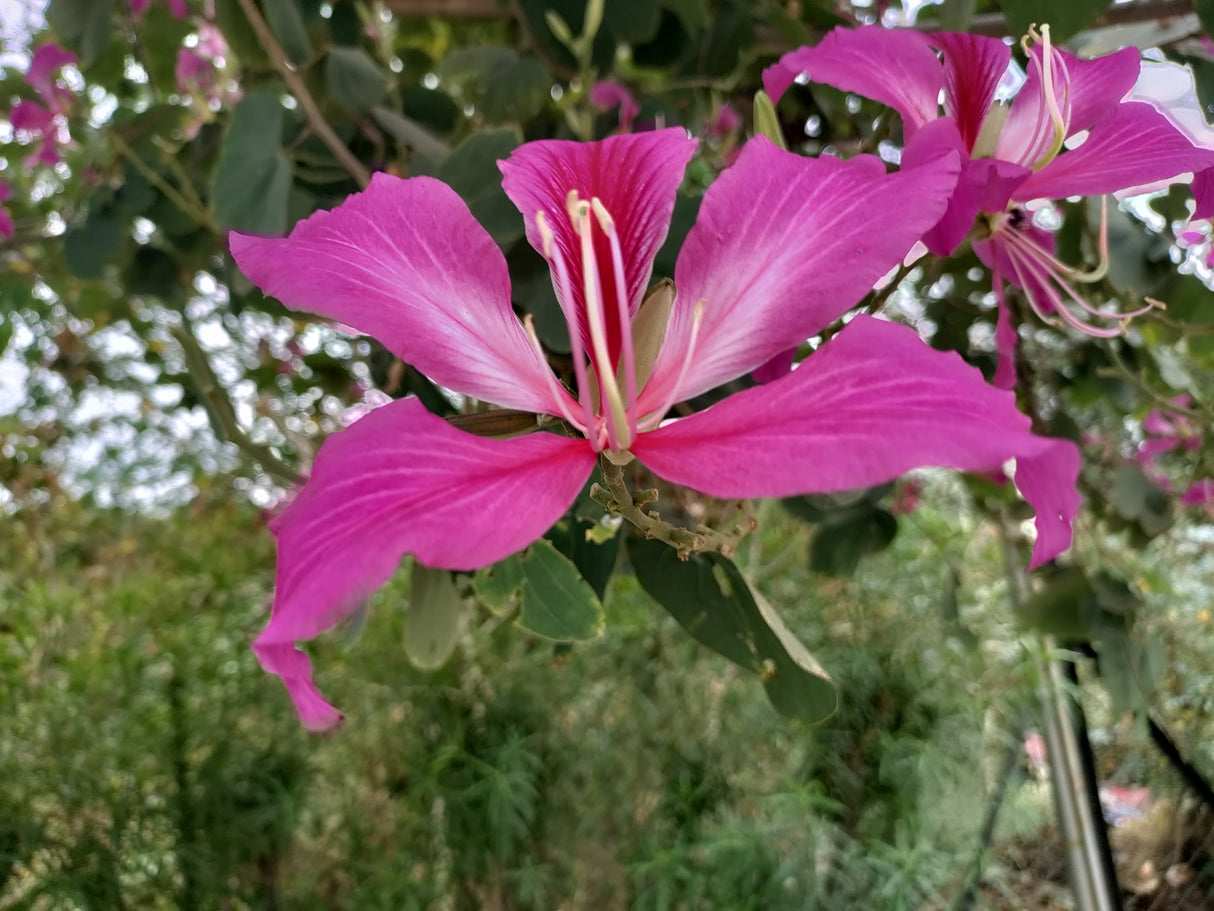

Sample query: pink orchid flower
[589,80,640,133]
[131,0,188,19]
[766,25,1214,387]
[231,128,1081,730]
[10,43,77,167]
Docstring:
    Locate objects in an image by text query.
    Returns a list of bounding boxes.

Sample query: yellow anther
[591,197,614,233]
[535,211,555,259]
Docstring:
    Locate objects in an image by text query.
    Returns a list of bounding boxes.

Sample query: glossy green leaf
[436,129,522,244]
[47,0,113,66]
[629,537,837,724]
[211,90,291,236]
[264,0,314,65]
[808,507,898,578]
[516,539,605,640]
[404,564,465,671]
[64,207,124,280]
[326,46,391,114]
[1000,0,1109,42]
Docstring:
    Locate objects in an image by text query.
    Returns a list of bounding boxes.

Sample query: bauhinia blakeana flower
[766,25,1214,387]
[232,128,1081,729]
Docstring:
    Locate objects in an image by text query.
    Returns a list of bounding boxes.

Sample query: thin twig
[235,0,372,189]
[110,133,218,233]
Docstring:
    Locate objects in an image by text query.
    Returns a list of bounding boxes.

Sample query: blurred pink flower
[707,103,740,140]
[589,80,639,133]
[8,45,76,167]
[132,0,188,19]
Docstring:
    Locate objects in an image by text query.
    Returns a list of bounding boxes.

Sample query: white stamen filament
[1023,24,1068,170]
[592,196,638,442]
[521,314,591,431]
[569,191,632,450]
[537,210,599,443]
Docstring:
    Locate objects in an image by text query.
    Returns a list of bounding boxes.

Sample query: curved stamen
[591,196,638,442]
[521,315,592,432]
[570,192,631,450]
[638,299,706,432]
[998,199,1107,284]
[537,211,599,443]
[1022,24,1068,170]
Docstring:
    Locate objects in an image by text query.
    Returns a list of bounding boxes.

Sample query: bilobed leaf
[472,553,525,614]
[628,537,837,724]
[516,539,604,640]
[404,564,464,670]
[211,90,291,236]
[1000,0,1110,43]
[264,0,314,65]
[436,129,522,244]
[326,46,391,113]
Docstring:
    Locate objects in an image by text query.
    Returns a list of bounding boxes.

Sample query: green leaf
[124,247,183,301]
[1197,0,1214,41]
[0,316,13,358]
[370,105,450,161]
[516,539,605,640]
[211,90,291,236]
[326,46,391,114]
[480,57,551,124]
[404,564,464,671]
[1000,0,1110,43]
[47,0,113,66]
[472,554,526,614]
[1167,274,1214,327]
[808,507,898,578]
[603,0,663,44]
[545,515,619,601]
[64,207,125,280]
[436,129,522,244]
[628,537,837,724]
[1014,566,1092,638]
[264,0,314,65]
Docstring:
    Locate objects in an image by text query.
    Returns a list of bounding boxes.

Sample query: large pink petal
[1015,103,1214,201]
[931,32,1010,151]
[256,397,597,728]
[639,137,960,411]
[631,316,1078,566]
[499,128,696,357]
[1062,46,1141,132]
[26,43,75,100]
[230,173,565,416]
[996,43,1073,169]
[765,27,942,136]
[10,100,54,134]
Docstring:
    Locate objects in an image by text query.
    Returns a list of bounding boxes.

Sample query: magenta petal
[27,43,76,99]
[230,173,566,416]
[258,397,597,727]
[931,32,1010,151]
[0,209,13,239]
[632,316,1077,564]
[773,27,942,137]
[1015,103,1214,201]
[1193,168,1214,220]
[996,43,1073,170]
[499,128,697,327]
[1061,46,1140,132]
[640,137,960,411]
[10,100,54,134]
[762,46,814,105]
[1014,439,1082,569]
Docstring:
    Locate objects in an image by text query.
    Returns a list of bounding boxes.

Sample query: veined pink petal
[10,100,54,134]
[996,42,1073,170]
[230,173,568,416]
[258,397,597,728]
[589,80,639,132]
[639,137,960,411]
[764,27,942,136]
[1061,46,1140,132]
[931,32,1010,151]
[904,122,1029,255]
[1015,103,1214,201]
[631,316,1078,565]
[0,208,13,239]
[26,43,75,101]
[500,129,696,354]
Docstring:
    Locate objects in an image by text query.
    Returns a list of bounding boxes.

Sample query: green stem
[111,134,217,234]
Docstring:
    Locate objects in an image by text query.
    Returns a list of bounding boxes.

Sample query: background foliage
[3,0,1214,906]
